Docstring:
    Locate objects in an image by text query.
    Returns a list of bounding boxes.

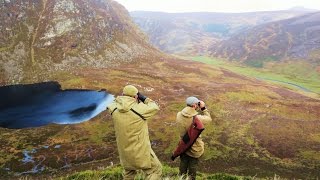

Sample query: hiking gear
[172,116,205,159]
[107,95,160,170]
[186,96,199,106]
[138,92,147,103]
[123,85,138,97]
[179,153,199,180]
[176,106,212,158]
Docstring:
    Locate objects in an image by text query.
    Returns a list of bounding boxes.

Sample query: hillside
[1,58,320,179]
[131,10,310,55]
[0,1,320,179]
[211,12,320,66]
[0,0,161,84]
[58,165,253,180]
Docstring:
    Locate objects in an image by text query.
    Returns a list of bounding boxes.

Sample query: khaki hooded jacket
[176,106,212,158]
[107,96,159,170]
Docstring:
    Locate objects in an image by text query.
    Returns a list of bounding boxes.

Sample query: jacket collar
[115,96,137,112]
[181,106,198,117]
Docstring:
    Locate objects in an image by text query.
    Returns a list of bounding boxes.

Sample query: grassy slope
[183,56,320,96]
[57,165,253,180]
[1,57,320,179]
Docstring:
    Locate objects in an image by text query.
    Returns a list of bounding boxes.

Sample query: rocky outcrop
[0,0,160,84]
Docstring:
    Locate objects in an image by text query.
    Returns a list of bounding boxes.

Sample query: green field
[179,56,320,96]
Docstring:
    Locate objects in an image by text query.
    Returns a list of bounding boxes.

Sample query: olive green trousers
[179,153,199,180]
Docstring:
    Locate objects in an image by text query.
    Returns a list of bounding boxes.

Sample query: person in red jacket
[174,96,212,180]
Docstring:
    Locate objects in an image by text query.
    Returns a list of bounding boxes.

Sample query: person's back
[175,96,212,180]
[176,106,212,158]
[107,85,162,180]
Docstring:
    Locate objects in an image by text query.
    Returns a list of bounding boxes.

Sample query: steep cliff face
[0,0,159,84]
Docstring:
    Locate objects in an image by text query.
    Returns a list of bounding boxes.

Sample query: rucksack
[172,115,205,160]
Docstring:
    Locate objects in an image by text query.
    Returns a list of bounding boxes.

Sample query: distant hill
[1,1,320,179]
[0,0,161,84]
[131,10,311,55]
[211,12,320,66]
[289,6,319,12]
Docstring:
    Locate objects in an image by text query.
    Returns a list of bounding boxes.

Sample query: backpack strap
[130,108,146,121]
[192,115,197,127]
[111,107,118,115]
[111,107,146,121]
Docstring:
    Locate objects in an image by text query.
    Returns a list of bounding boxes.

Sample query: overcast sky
[113,0,320,13]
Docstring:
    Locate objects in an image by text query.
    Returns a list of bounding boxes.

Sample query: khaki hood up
[107,96,159,170]
[176,106,212,158]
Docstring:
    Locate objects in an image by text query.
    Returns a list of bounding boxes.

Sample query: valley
[131,10,311,55]
[0,0,320,179]
[182,56,320,96]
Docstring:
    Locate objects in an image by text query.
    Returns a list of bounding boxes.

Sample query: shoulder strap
[130,108,146,121]
[111,107,117,115]
[192,115,197,127]
[111,107,146,121]
[192,115,205,130]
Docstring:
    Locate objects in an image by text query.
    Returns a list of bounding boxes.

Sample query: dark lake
[0,81,114,129]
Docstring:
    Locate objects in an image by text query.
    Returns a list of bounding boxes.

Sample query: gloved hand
[199,100,206,111]
[171,155,176,161]
[137,92,147,103]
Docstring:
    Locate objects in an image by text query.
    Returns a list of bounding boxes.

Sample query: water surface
[0,82,114,129]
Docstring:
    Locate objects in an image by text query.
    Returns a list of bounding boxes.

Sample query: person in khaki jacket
[107,85,162,180]
[176,96,212,180]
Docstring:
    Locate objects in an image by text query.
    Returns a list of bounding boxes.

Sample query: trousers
[123,150,162,180]
[179,153,199,180]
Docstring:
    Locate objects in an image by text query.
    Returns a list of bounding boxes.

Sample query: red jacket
[172,115,204,159]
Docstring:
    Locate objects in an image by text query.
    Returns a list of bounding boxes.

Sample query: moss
[299,151,320,161]
[243,85,282,99]
[269,104,318,121]
[82,118,113,144]
[166,103,185,112]
[310,133,320,143]
[204,146,226,160]
[224,91,270,104]
[206,173,251,180]
[58,165,253,180]
[62,78,87,88]
[0,47,10,52]
[0,152,15,165]
[60,166,123,180]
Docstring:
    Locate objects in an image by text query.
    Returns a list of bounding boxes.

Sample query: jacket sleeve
[134,97,160,120]
[107,101,117,115]
[197,109,212,125]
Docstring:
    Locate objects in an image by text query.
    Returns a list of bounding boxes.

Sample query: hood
[115,96,137,112]
[181,106,198,118]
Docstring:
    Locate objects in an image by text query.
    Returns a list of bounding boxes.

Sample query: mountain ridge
[0,0,162,84]
[210,12,320,65]
[131,10,312,55]
[0,1,320,179]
